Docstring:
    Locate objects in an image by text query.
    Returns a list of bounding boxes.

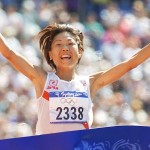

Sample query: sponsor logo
[47,80,58,90]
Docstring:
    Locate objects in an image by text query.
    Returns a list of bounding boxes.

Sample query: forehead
[53,31,76,41]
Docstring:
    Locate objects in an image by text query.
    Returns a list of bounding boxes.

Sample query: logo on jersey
[47,80,58,90]
[60,97,77,106]
[81,80,87,86]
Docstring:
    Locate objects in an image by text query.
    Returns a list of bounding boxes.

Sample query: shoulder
[89,71,104,85]
[34,66,47,80]
[32,66,48,90]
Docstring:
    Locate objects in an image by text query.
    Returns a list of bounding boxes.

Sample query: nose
[62,45,69,51]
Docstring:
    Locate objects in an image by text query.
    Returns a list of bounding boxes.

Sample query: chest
[45,78,88,93]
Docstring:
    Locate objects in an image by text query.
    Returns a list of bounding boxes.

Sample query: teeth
[61,55,71,58]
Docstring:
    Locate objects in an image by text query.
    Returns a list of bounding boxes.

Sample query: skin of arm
[0,33,46,98]
[90,43,150,99]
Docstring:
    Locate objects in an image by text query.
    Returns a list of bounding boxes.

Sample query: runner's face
[49,32,82,69]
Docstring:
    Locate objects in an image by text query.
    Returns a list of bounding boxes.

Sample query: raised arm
[0,33,46,97]
[90,43,150,99]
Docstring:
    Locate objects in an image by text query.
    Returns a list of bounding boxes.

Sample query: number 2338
[56,107,84,120]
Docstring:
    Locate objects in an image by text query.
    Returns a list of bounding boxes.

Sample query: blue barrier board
[0,126,150,150]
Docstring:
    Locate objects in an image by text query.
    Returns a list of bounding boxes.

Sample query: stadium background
[0,0,150,139]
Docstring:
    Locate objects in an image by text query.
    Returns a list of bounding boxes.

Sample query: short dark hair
[38,24,84,69]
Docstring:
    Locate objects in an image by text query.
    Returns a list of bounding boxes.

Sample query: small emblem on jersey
[47,80,58,90]
[81,80,87,86]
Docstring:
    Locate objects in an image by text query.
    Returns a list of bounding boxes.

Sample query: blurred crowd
[0,0,150,139]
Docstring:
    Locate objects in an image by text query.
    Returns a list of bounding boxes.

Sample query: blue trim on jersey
[49,91,88,98]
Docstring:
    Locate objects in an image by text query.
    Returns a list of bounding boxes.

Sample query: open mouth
[61,54,71,60]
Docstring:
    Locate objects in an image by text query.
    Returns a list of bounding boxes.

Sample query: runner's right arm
[0,33,46,98]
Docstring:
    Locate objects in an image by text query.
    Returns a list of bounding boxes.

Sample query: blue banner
[49,91,88,98]
[0,126,150,150]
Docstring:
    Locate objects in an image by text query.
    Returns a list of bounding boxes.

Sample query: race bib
[49,91,89,123]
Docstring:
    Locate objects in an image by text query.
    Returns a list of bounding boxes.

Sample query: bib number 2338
[49,93,89,123]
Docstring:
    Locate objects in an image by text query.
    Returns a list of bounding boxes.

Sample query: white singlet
[36,72,93,135]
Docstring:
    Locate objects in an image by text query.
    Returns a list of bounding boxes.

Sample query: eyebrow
[53,40,61,42]
[53,39,74,43]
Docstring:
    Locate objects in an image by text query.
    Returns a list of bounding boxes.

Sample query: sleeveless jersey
[36,72,93,135]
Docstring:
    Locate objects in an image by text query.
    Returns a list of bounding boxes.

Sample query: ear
[49,51,53,60]
[78,48,83,58]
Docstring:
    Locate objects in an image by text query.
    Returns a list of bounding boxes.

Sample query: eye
[56,43,61,46]
[68,42,75,46]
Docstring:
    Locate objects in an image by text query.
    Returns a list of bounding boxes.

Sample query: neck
[56,69,76,81]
